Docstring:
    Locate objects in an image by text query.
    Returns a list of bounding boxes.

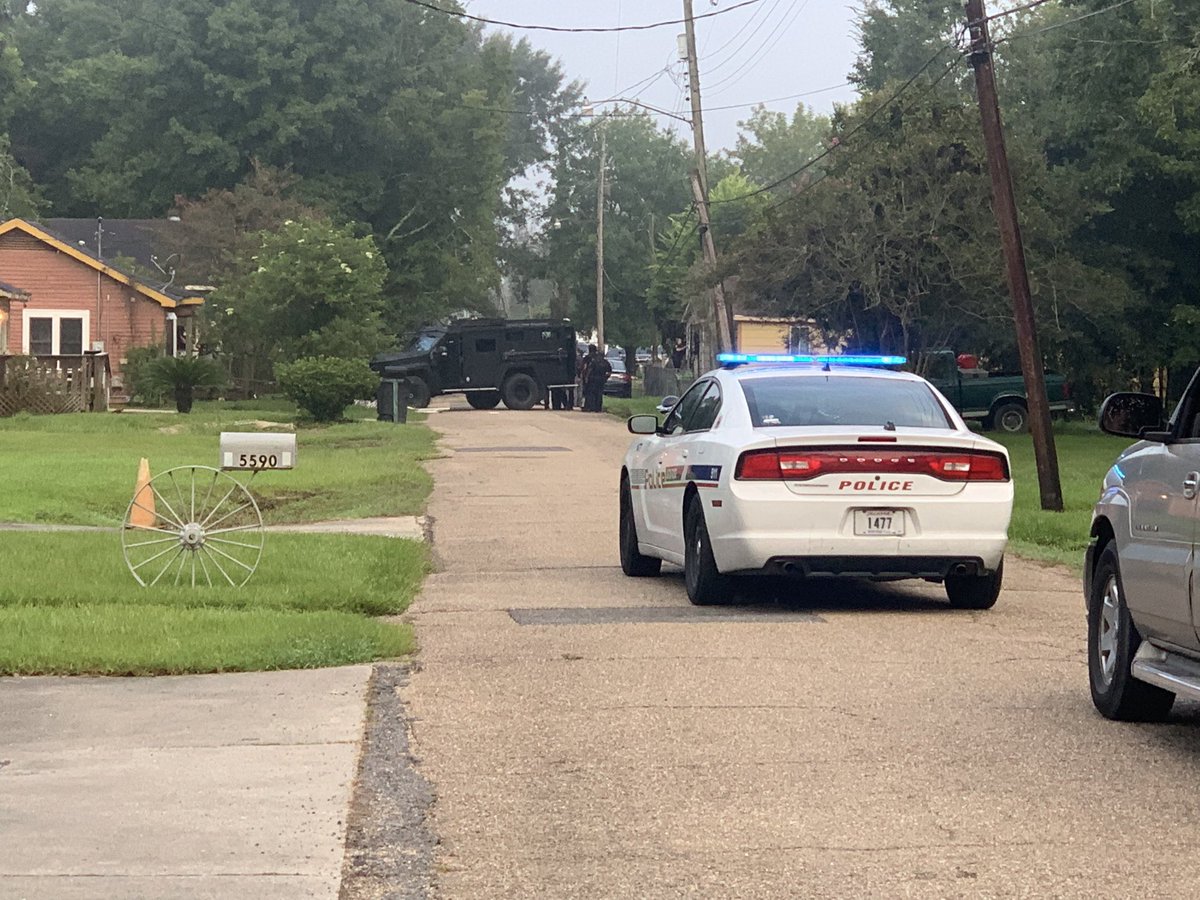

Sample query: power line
[703,0,790,76]
[705,82,851,112]
[399,0,765,34]
[709,42,961,206]
[996,0,1137,43]
[706,0,814,96]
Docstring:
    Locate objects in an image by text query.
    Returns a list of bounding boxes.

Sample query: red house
[0,218,205,386]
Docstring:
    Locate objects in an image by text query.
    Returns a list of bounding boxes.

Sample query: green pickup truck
[918,350,1075,433]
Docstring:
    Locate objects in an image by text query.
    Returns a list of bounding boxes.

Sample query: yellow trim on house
[0,218,206,310]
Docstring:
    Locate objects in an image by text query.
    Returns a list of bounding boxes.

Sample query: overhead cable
[399,0,765,34]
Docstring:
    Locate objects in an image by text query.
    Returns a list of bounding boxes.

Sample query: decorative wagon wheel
[121,465,265,588]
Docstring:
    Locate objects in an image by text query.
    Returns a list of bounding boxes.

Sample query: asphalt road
[403,401,1200,898]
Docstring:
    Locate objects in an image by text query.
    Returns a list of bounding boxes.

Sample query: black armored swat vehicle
[370,318,578,410]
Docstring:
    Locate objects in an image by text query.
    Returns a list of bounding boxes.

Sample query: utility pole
[595,118,606,353]
[965,0,1063,512]
[682,0,733,355]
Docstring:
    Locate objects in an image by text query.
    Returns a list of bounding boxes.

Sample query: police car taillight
[735,449,1009,482]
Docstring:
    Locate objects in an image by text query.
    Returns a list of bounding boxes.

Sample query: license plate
[854,509,904,536]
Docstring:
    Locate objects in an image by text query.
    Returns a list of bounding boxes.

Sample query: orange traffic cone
[130,457,156,528]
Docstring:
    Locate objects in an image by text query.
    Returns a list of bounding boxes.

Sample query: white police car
[619,354,1014,607]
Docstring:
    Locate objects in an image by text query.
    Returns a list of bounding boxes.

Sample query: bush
[276,356,376,422]
[122,345,171,406]
[140,355,225,413]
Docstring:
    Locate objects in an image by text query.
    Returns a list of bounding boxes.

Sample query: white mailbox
[219,432,297,470]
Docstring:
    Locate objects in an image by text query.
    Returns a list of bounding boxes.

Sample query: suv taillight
[734,448,1009,482]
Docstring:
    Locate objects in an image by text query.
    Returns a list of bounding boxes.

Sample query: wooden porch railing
[0,353,111,415]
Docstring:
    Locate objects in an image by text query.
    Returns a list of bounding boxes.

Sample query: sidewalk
[0,666,371,899]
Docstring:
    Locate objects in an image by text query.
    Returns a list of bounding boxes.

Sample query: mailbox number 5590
[239,453,279,469]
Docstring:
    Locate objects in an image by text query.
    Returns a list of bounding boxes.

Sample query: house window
[0,301,10,352]
[22,309,91,356]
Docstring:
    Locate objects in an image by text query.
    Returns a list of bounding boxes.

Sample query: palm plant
[141,355,225,413]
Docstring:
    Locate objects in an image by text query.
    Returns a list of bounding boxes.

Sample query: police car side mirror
[628,415,659,435]
[1098,392,1164,440]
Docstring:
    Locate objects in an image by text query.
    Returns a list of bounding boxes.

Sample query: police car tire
[407,377,431,409]
[1087,545,1175,721]
[619,481,661,577]
[684,499,730,606]
[502,373,539,411]
[466,391,501,410]
[945,559,1003,609]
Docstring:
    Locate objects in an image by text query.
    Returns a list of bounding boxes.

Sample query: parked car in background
[1085,376,1200,721]
[604,358,633,397]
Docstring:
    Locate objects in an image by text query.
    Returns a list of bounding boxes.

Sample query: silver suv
[1087,378,1200,720]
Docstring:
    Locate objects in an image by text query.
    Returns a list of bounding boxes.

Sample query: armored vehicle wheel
[502,373,539,411]
[407,377,431,409]
[466,390,501,410]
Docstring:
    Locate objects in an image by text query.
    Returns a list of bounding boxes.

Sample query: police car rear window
[740,376,953,429]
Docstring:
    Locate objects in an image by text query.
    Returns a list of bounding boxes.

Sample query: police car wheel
[502,373,539,411]
[684,498,730,605]
[945,559,1003,609]
[619,480,661,577]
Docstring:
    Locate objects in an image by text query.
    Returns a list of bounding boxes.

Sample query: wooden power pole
[965,0,1063,511]
[682,0,733,355]
[595,119,606,352]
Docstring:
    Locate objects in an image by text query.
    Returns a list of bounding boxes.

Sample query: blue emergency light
[717,353,907,367]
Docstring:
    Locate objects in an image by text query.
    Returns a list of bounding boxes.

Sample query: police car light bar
[717,353,907,367]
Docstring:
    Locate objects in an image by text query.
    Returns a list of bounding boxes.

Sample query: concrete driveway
[405,402,1200,898]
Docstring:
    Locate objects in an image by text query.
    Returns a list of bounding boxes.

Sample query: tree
[213,219,389,393]
[544,112,692,351]
[852,0,962,91]
[729,103,831,189]
[8,0,576,333]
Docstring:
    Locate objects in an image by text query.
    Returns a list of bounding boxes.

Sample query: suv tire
[945,559,1003,609]
[619,479,661,577]
[501,373,539,411]
[684,499,730,605]
[466,390,501,410]
[1088,544,1175,721]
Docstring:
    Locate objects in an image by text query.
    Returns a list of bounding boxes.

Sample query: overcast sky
[468,1,864,152]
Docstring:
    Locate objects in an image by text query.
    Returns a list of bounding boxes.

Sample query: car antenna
[884,421,896,431]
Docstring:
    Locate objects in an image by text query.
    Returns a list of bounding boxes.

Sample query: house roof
[0,279,29,301]
[0,218,205,309]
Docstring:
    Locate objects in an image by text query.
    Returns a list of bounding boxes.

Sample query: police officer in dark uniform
[581,345,611,412]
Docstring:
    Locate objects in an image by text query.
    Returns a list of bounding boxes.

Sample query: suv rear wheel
[501,373,539,411]
[1088,544,1175,721]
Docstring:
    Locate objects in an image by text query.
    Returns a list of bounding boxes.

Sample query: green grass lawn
[0,400,434,526]
[991,422,1129,570]
[0,401,435,675]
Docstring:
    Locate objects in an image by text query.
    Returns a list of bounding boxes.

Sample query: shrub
[122,345,171,406]
[276,356,376,422]
[140,355,225,413]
